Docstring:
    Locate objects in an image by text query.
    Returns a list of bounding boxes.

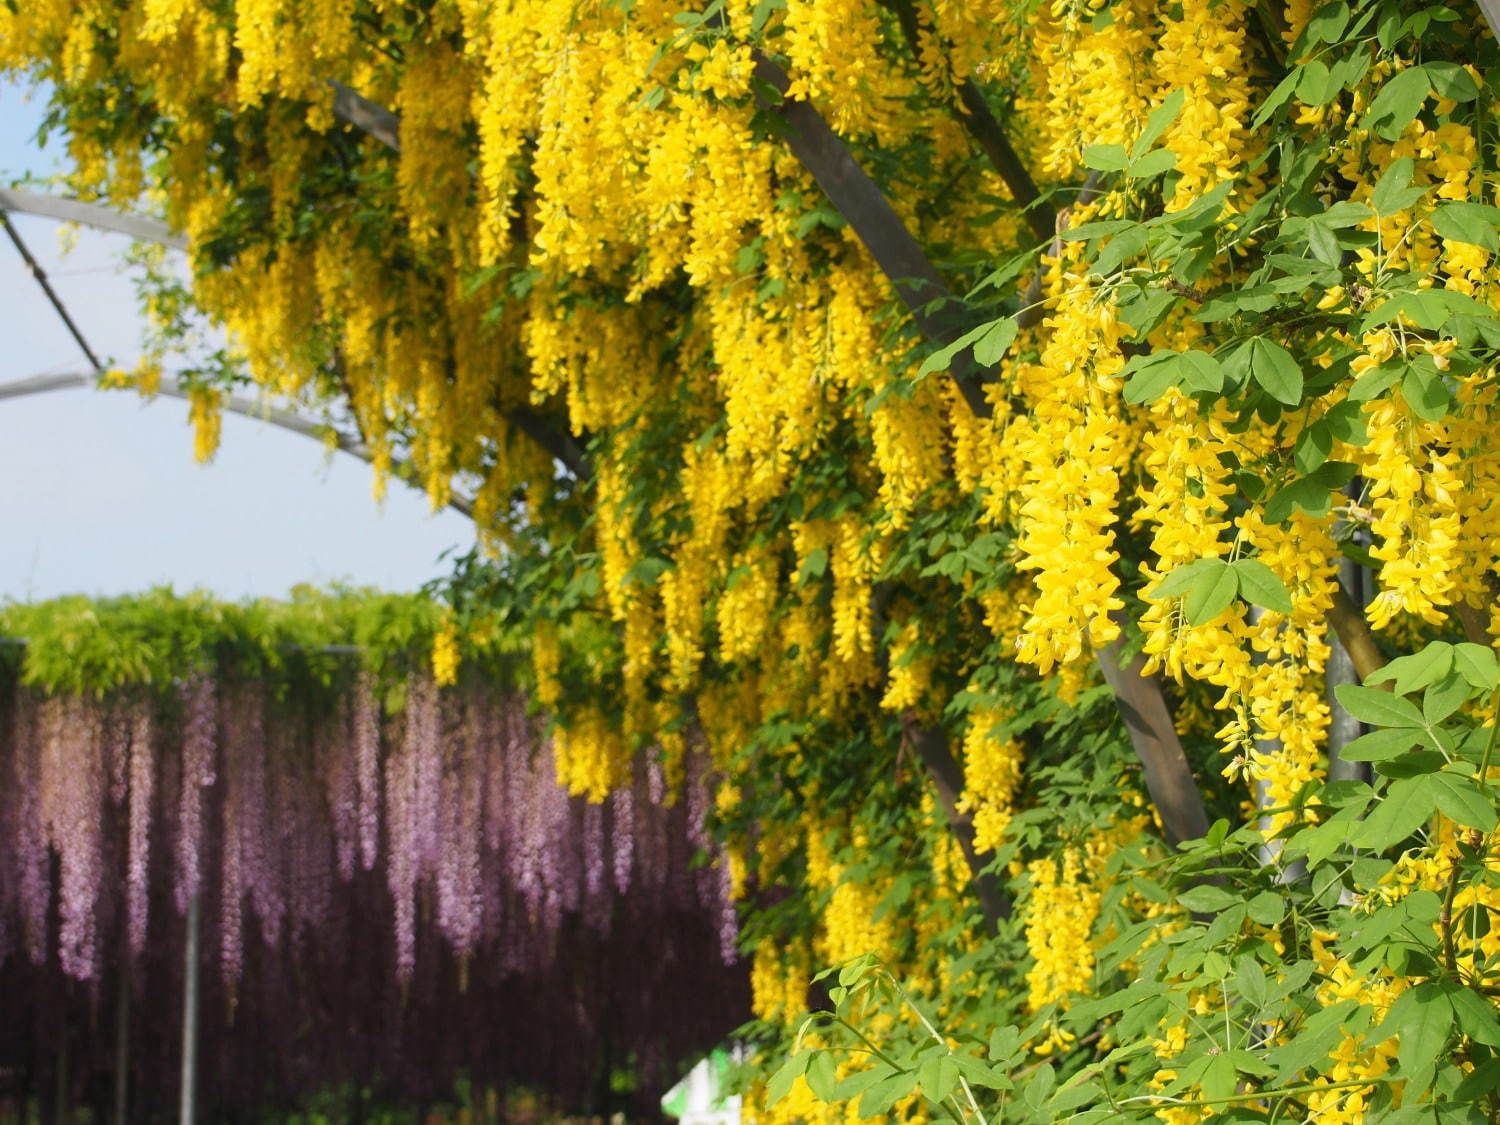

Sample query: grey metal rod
[2,212,103,370]
[178,891,200,1125]
[0,368,474,517]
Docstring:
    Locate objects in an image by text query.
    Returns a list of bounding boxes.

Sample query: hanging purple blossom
[0,665,749,1116]
[126,700,155,956]
[40,697,105,980]
[354,668,381,871]
[610,783,634,895]
[175,675,217,915]
[10,689,50,965]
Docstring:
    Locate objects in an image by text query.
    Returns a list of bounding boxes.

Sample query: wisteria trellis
[0,656,747,1116]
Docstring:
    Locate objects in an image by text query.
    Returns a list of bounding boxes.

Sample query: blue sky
[1,77,473,602]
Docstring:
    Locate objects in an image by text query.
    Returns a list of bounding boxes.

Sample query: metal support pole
[0,212,102,371]
[178,892,200,1125]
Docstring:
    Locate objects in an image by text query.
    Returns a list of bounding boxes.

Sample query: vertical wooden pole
[52,1022,67,1125]
[178,892,200,1125]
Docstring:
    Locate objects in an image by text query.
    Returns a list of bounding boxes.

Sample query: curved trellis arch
[0,369,475,517]
[0,186,187,251]
[0,191,474,516]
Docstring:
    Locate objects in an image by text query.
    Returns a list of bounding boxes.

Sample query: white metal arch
[0,369,475,517]
[0,187,186,251]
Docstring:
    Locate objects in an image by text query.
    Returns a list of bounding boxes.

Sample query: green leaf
[1423,61,1480,102]
[1355,775,1436,850]
[1022,1063,1056,1110]
[1349,361,1403,402]
[1339,728,1421,762]
[1366,70,1430,143]
[1247,890,1286,925]
[830,1066,886,1103]
[1179,350,1225,394]
[1306,219,1341,266]
[1362,289,1492,333]
[1454,644,1500,692]
[1179,884,1242,913]
[1401,362,1451,422]
[1431,773,1498,832]
[1060,219,1135,243]
[987,1026,1021,1063]
[919,321,990,375]
[1266,999,1362,1078]
[1184,559,1240,625]
[796,547,828,588]
[1153,557,1227,600]
[1293,419,1332,473]
[1082,143,1130,171]
[766,1053,810,1107]
[1431,202,1500,252]
[1455,1058,1500,1103]
[1380,982,1455,1078]
[1263,460,1356,524]
[951,1053,1012,1091]
[1236,957,1268,1009]
[916,1056,959,1104]
[859,1070,917,1117]
[1047,1079,1103,1114]
[805,1051,838,1102]
[1375,749,1447,778]
[1093,226,1149,275]
[1233,559,1294,614]
[1323,200,1376,229]
[1423,672,1472,726]
[973,318,1019,366]
[1123,352,1183,405]
[1450,987,1500,1047]
[1334,684,1425,728]
[1201,1052,1238,1101]
[1128,148,1177,178]
[1323,399,1369,445]
[1371,157,1428,216]
[1251,69,1300,129]
[1368,643,1455,695]
[1304,0,1350,42]
[1132,89,1185,159]
[1295,58,1334,106]
[1248,337,1304,405]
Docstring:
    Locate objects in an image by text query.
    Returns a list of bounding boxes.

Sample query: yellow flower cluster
[431,616,461,687]
[552,705,629,802]
[1022,848,1100,1018]
[1154,0,1255,210]
[1011,286,1126,677]
[1022,0,1152,179]
[1359,392,1463,630]
[955,706,1024,853]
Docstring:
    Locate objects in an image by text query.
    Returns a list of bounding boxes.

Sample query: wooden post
[1327,561,1371,785]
